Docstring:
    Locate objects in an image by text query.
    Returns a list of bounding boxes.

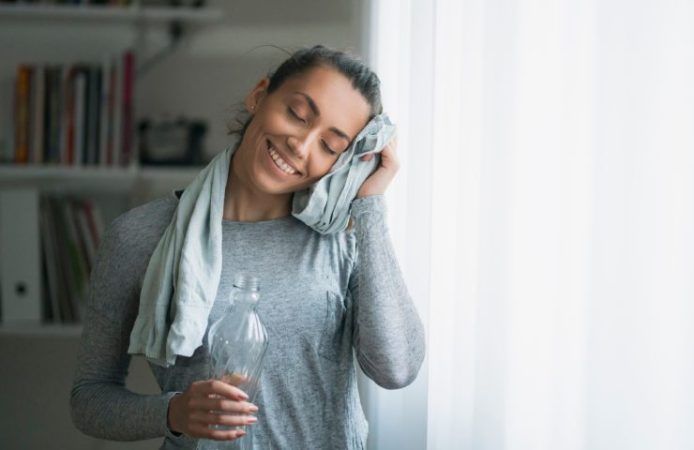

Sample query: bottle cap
[233,273,260,292]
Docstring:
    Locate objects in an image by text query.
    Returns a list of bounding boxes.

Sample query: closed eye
[287,107,306,123]
[322,141,337,156]
[288,107,337,156]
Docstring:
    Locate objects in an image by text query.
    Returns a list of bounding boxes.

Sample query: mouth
[266,139,301,176]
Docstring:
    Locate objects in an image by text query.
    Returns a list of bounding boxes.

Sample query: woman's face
[234,65,372,195]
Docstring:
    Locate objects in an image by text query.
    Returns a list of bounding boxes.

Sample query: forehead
[276,66,371,137]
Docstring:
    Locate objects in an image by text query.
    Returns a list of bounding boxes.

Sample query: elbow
[70,386,88,436]
[70,383,104,439]
[376,367,421,390]
[358,339,426,390]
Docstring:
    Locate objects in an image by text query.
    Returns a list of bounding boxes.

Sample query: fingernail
[247,417,257,424]
[249,405,259,413]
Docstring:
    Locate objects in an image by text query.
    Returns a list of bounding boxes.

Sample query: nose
[286,131,316,160]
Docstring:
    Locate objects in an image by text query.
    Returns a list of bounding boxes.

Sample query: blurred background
[2,0,694,449]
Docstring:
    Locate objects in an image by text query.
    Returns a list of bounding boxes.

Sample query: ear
[244,77,270,113]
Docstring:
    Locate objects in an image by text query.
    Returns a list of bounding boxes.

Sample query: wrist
[167,393,182,436]
[356,187,385,199]
[351,195,387,222]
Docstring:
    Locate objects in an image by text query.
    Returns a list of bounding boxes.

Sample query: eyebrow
[293,91,353,142]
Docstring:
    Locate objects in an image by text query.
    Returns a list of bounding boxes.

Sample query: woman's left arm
[348,136,426,389]
[348,195,426,389]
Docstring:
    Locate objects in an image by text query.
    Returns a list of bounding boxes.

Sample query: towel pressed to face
[292,113,396,234]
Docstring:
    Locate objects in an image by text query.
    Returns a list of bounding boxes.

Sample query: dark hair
[227,44,383,140]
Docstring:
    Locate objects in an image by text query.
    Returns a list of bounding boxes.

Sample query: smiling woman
[69,44,425,450]
[223,50,379,222]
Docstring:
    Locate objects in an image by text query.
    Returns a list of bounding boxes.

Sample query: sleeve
[347,195,426,389]
[69,217,180,441]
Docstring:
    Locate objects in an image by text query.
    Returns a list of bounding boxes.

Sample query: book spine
[26,66,35,164]
[92,66,102,165]
[63,199,89,321]
[65,66,76,166]
[39,197,62,322]
[112,54,122,167]
[74,70,86,168]
[74,200,96,272]
[59,65,69,166]
[32,66,45,165]
[47,66,62,164]
[121,50,135,167]
[99,56,111,167]
[49,197,76,322]
[14,65,31,164]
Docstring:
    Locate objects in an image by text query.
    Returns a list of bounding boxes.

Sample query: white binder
[0,188,43,323]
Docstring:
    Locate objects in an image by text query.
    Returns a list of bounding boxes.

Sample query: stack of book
[39,195,104,323]
[8,49,135,167]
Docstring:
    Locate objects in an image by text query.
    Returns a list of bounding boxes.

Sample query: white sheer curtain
[366,0,694,449]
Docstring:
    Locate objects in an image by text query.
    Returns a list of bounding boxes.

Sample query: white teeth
[267,142,297,175]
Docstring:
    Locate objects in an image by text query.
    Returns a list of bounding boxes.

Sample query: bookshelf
[0,322,83,337]
[0,164,203,192]
[0,2,223,23]
[0,1,222,336]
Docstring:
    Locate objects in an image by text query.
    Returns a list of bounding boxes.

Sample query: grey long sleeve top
[70,189,426,449]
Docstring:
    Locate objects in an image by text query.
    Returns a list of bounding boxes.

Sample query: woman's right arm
[69,214,180,440]
[70,302,180,440]
[70,208,258,441]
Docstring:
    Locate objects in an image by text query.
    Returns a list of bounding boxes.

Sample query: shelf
[0,322,83,338]
[0,164,204,192]
[0,4,223,24]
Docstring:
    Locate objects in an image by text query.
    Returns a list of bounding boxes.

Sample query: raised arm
[348,195,426,389]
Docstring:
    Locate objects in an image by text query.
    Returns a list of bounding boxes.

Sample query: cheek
[307,157,335,179]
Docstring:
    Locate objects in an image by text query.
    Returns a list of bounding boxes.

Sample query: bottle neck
[227,286,259,310]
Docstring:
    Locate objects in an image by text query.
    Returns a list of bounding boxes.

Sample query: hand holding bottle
[167,379,259,440]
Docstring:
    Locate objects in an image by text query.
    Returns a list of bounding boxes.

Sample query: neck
[223,156,292,222]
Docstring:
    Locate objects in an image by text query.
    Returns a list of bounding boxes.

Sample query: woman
[70,45,426,449]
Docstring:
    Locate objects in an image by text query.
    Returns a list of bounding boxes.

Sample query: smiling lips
[266,139,299,176]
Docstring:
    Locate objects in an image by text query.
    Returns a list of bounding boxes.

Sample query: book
[6,48,135,168]
[45,65,62,164]
[61,198,89,320]
[39,197,63,322]
[48,196,76,322]
[112,54,122,167]
[13,65,31,164]
[32,65,45,164]
[99,55,111,167]
[121,50,135,167]
[73,67,87,166]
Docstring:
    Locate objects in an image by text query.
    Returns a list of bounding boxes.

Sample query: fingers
[379,140,400,171]
[191,411,258,427]
[201,379,249,401]
[360,136,398,162]
[171,379,259,440]
[194,396,258,415]
[188,423,248,441]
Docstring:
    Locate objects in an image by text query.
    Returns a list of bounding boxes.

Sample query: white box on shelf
[0,188,42,324]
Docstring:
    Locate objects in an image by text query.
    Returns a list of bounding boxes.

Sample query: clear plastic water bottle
[196,274,269,450]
